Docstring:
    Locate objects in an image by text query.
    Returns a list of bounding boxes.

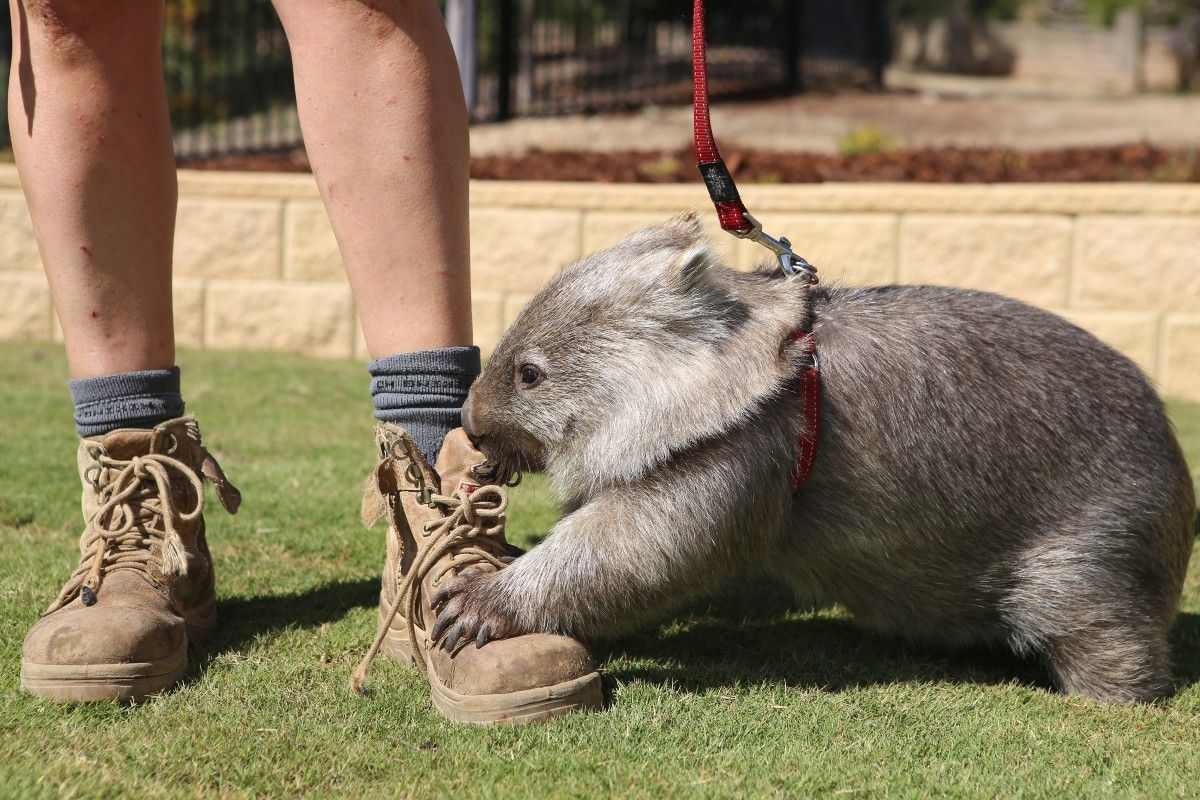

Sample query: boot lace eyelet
[160,433,178,454]
[84,465,103,488]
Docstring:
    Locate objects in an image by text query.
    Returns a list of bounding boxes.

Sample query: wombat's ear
[668,243,715,297]
[664,212,706,241]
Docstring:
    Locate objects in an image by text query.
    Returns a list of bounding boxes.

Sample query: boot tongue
[99,429,156,461]
[99,420,193,461]
[434,429,487,495]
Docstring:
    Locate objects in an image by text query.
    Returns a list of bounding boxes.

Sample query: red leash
[692,0,817,283]
[692,0,820,489]
[691,0,750,233]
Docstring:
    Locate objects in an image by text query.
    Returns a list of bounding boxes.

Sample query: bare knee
[18,0,160,61]
[22,0,109,39]
[271,0,431,43]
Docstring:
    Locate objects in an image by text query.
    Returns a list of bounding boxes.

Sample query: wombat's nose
[460,397,480,443]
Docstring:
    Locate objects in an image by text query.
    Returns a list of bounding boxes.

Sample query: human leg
[12,0,238,702]
[9,0,177,379]
[273,0,475,463]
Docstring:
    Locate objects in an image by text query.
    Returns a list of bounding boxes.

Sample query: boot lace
[50,450,207,612]
[351,468,512,694]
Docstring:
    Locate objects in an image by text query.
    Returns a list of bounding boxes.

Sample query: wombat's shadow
[596,578,1200,699]
[189,530,1200,699]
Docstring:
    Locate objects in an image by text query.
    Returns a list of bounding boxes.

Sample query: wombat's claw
[442,621,468,651]
[429,608,456,642]
[475,623,492,648]
[430,584,456,610]
[432,614,468,652]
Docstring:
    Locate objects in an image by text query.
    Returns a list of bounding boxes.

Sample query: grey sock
[369,346,480,463]
[69,367,185,437]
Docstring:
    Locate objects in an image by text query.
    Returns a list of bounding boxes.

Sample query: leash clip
[732,213,818,284]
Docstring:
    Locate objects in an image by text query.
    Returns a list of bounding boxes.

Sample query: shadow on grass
[184,573,1200,700]
[597,580,1200,698]
[196,577,379,663]
[1171,611,1200,690]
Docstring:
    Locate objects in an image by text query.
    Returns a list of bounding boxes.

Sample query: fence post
[1114,7,1145,94]
[496,0,515,121]
[516,0,534,112]
[446,0,478,112]
[783,0,803,92]
[866,0,889,88]
[0,1,10,148]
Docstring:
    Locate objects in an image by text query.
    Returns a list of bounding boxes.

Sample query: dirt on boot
[21,416,240,702]
[353,426,602,724]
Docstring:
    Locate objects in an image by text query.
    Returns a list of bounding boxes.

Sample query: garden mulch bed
[180,143,1200,183]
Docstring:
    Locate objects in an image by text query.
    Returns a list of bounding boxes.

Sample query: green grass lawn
[1,342,1198,799]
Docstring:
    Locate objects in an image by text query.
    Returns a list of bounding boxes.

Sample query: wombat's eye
[517,363,545,389]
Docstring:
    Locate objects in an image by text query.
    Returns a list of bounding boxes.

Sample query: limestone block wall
[1,165,1198,400]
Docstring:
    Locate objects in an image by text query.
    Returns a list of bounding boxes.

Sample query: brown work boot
[21,416,240,702]
[352,424,602,724]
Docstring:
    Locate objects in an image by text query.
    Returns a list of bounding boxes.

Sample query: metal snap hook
[732,213,819,284]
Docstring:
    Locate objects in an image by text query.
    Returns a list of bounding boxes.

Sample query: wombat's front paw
[429,571,525,650]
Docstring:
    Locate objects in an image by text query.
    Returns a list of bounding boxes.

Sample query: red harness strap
[791,332,821,491]
[693,0,821,489]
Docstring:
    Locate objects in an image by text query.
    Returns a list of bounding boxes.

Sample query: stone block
[173,278,206,350]
[470,208,581,293]
[1163,315,1200,402]
[503,293,534,329]
[354,318,369,361]
[472,291,506,356]
[205,281,354,358]
[580,211,746,267]
[175,198,283,280]
[761,213,897,285]
[1075,217,1200,313]
[0,191,41,271]
[1058,309,1161,379]
[285,201,343,282]
[901,215,1072,307]
[0,272,50,340]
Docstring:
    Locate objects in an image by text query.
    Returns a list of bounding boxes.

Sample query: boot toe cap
[446,632,598,695]
[23,605,186,668]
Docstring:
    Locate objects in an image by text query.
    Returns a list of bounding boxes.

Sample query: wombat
[436,214,1195,704]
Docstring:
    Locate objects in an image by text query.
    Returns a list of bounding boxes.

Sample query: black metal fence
[474,0,891,121]
[164,1,298,157]
[0,0,890,160]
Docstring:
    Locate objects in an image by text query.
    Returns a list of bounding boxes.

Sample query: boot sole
[21,597,216,704]
[379,604,603,724]
[20,647,188,703]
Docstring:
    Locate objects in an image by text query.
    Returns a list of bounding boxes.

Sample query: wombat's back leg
[1041,623,1174,704]
[1009,540,1180,704]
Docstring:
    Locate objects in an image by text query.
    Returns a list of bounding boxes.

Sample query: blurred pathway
[470,75,1200,156]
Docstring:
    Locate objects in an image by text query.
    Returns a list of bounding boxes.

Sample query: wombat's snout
[460,395,482,445]
[460,392,501,453]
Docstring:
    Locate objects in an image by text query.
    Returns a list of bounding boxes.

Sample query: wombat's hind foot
[1043,628,1174,704]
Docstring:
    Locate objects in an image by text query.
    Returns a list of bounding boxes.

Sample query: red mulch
[180,143,1200,183]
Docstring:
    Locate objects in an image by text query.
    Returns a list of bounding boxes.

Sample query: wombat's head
[463,215,812,502]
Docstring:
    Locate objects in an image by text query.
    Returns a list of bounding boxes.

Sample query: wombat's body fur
[443,217,1195,703]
